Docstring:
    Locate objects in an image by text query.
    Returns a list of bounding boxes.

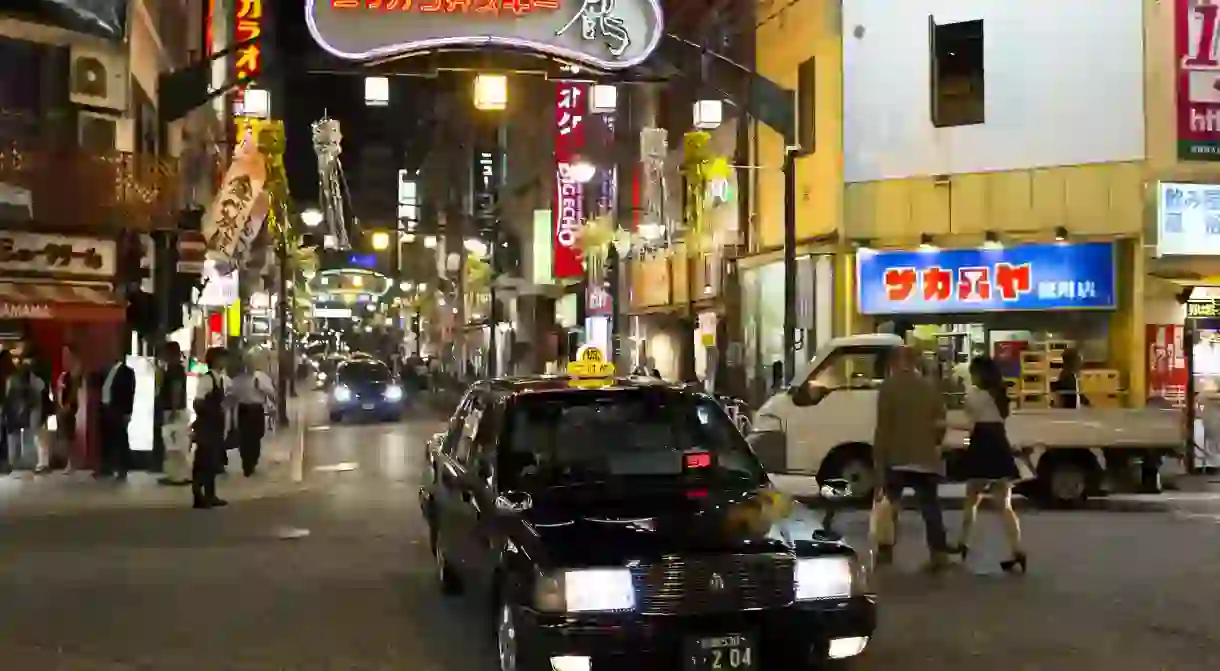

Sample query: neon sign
[234,0,262,85]
[307,0,662,71]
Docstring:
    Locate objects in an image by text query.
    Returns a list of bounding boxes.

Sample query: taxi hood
[516,483,844,565]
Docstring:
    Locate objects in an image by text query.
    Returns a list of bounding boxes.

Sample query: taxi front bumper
[516,596,876,669]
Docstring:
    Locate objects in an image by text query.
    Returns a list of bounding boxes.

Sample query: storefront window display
[857,241,1118,407]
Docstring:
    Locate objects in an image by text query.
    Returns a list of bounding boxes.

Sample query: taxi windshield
[500,390,765,490]
[339,361,392,383]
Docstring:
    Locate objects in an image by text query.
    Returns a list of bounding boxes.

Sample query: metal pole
[276,227,290,426]
[488,246,498,378]
[781,146,797,387]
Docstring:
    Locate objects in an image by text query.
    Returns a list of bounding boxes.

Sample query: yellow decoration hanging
[575,213,615,258]
[680,131,734,257]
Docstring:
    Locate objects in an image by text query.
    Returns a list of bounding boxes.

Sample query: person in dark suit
[98,354,135,480]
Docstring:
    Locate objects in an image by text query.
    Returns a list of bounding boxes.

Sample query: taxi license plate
[361,403,375,410]
[684,634,755,671]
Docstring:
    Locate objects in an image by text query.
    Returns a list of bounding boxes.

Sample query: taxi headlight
[794,556,858,600]
[333,384,352,402]
[533,568,635,613]
[383,384,404,401]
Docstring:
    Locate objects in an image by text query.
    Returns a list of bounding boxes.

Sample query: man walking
[872,345,952,572]
[98,355,135,480]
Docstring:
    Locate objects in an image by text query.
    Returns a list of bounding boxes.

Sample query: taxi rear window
[500,390,764,488]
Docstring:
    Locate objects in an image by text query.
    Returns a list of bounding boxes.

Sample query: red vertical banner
[1178,0,1220,160]
[233,0,264,105]
[554,82,588,279]
[1148,324,1188,406]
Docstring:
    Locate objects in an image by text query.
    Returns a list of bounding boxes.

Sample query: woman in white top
[949,355,1026,574]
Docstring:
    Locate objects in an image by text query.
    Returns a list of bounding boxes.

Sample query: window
[499,391,766,491]
[804,346,891,392]
[797,57,816,153]
[930,19,984,127]
[454,398,486,465]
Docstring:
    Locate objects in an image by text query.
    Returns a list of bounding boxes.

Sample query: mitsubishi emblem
[709,572,726,591]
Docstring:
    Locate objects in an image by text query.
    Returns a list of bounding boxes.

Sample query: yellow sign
[566,345,615,379]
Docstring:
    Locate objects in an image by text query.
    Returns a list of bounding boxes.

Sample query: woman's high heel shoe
[1000,552,1028,574]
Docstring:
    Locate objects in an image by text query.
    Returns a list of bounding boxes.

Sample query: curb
[0,479,317,519]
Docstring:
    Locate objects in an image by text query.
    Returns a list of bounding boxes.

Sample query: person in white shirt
[230,358,275,477]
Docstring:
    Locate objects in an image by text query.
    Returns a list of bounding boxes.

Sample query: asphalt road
[2,412,1220,670]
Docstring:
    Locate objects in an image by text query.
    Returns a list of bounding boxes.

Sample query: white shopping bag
[869,494,896,548]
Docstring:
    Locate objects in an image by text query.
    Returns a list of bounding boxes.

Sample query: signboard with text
[1178,0,1220,160]
[234,0,263,100]
[856,242,1117,315]
[307,0,662,71]
[0,232,115,278]
[554,82,587,279]
[1156,181,1220,255]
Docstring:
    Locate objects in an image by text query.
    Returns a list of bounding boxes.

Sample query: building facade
[756,0,1213,410]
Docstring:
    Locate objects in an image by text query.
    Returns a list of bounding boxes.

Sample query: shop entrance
[1183,299,1220,471]
[879,311,1113,410]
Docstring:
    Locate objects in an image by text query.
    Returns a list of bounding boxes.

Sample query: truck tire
[1037,452,1097,508]
[819,445,875,502]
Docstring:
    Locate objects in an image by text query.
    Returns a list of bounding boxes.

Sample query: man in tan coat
[872,346,951,570]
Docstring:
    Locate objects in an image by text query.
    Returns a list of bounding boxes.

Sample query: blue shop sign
[856,242,1116,315]
[347,253,378,268]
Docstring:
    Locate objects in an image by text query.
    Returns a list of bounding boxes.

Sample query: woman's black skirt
[962,422,1020,481]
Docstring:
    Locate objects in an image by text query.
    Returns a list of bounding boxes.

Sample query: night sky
[274,2,435,206]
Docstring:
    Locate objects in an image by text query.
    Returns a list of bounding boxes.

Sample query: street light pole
[276,222,290,426]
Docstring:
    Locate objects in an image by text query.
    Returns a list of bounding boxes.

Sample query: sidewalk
[0,405,313,518]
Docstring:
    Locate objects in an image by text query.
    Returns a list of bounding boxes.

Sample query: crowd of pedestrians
[0,341,276,511]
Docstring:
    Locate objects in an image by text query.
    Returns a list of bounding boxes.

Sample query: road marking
[307,425,331,432]
[314,462,359,472]
[274,527,311,539]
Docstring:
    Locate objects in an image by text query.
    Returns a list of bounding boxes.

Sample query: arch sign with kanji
[307,0,663,71]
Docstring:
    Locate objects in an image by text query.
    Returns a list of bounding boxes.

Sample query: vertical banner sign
[554,82,587,279]
[234,0,263,102]
[472,143,500,231]
[1179,0,1220,160]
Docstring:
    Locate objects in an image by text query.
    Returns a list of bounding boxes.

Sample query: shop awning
[0,282,124,322]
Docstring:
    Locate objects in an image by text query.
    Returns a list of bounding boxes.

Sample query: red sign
[1148,324,1188,406]
[1178,0,1220,160]
[234,0,263,91]
[554,82,587,279]
[329,0,560,13]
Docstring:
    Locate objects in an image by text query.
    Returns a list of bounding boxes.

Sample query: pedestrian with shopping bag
[871,346,952,572]
[947,355,1028,574]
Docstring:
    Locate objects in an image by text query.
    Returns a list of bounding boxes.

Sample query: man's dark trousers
[882,468,948,553]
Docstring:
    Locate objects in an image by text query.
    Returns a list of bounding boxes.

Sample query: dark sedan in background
[328,360,404,423]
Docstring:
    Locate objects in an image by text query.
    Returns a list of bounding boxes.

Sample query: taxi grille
[631,553,795,616]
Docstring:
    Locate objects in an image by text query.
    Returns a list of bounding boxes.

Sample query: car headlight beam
[794,556,856,600]
[533,568,635,613]
[384,384,404,401]
[333,384,352,402]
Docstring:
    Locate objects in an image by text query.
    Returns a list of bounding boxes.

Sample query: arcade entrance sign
[307,0,663,70]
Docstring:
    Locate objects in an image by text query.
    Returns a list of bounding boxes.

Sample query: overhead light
[417,283,427,292]
[982,231,1003,249]
[323,235,337,249]
[238,88,271,118]
[300,208,323,228]
[371,231,391,250]
[403,233,416,243]
[1054,226,1069,242]
[693,99,723,130]
[473,73,508,111]
[399,281,413,291]
[591,85,617,114]
[424,235,438,249]
[364,76,390,106]
[567,160,596,184]
[919,233,937,251]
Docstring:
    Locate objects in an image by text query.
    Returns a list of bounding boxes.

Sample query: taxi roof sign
[567,345,615,380]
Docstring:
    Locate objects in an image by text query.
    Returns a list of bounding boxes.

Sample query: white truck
[747,334,1184,507]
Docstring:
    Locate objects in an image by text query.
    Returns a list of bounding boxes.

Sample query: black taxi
[419,349,876,671]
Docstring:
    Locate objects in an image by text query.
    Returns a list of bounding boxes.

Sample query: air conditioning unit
[68,45,128,111]
[78,112,135,153]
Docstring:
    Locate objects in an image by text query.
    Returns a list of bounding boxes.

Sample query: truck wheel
[820,447,875,502]
[1038,455,1093,508]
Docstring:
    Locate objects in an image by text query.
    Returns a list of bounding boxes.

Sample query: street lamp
[371,231,391,251]
[568,159,596,184]
[473,73,508,111]
[301,208,323,228]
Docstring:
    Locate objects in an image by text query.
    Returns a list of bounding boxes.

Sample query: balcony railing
[0,112,181,232]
